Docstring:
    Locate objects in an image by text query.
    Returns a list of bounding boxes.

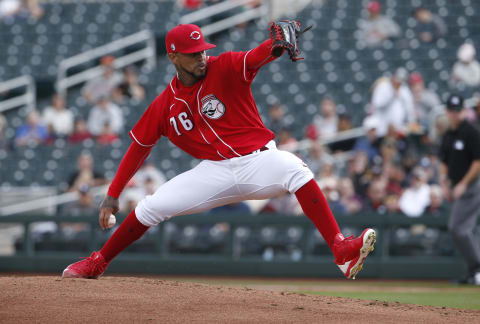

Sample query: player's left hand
[452,182,467,200]
[269,20,312,61]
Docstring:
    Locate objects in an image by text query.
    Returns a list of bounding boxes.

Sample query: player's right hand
[99,195,120,230]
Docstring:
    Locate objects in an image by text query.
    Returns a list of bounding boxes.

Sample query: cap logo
[190,31,201,40]
[451,96,459,105]
[171,43,176,51]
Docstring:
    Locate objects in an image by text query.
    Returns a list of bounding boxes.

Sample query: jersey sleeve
[129,95,166,147]
[220,40,276,83]
[227,51,257,83]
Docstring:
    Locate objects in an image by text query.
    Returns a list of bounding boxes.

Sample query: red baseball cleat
[62,251,109,279]
[333,228,376,279]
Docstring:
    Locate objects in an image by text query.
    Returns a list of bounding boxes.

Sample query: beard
[176,63,206,84]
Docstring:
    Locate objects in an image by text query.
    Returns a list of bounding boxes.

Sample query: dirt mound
[0,275,479,323]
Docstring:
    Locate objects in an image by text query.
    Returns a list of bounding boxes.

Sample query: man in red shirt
[62,23,375,280]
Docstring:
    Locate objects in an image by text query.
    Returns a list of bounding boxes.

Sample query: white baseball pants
[135,141,314,226]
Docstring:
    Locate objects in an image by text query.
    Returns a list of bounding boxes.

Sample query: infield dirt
[1,275,479,323]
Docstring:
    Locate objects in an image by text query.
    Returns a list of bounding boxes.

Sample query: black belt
[245,146,269,156]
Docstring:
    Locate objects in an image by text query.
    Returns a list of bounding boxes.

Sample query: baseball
[107,215,116,228]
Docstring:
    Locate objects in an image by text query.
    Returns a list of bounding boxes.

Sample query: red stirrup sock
[99,210,149,262]
[295,179,341,248]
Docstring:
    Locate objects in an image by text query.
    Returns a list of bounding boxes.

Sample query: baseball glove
[269,20,312,61]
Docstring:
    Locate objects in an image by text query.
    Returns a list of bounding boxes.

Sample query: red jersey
[129,50,274,160]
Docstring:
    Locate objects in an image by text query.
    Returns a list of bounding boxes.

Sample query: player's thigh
[135,161,237,226]
[237,149,313,199]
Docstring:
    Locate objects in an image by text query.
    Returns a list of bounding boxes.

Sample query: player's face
[169,51,207,85]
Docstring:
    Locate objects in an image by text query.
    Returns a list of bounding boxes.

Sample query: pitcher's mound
[0,276,479,323]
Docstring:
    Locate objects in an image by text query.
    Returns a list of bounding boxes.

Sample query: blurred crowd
[1,0,480,223]
[0,57,145,150]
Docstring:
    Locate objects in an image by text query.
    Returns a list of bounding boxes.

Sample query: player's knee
[135,196,174,227]
[276,151,314,192]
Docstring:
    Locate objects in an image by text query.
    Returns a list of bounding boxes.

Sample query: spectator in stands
[450,43,480,88]
[409,72,443,135]
[356,1,401,48]
[68,118,93,144]
[398,167,431,217]
[113,66,146,103]
[87,96,124,137]
[363,179,387,213]
[133,160,167,193]
[261,191,302,215]
[62,184,98,218]
[41,94,74,138]
[430,113,449,147]
[14,110,48,147]
[348,151,371,199]
[120,188,144,214]
[425,184,448,216]
[277,127,297,152]
[384,194,400,214]
[67,152,107,192]
[96,122,120,146]
[337,112,352,132]
[338,177,362,215]
[0,0,43,19]
[413,7,446,43]
[0,114,7,149]
[354,115,381,162]
[304,141,330,178]
[266,103,289,136]
[379,136,401,168]
[318,177,346,215]
[82,56,123,104]
[306,97,338,141]
[370,68,417,137]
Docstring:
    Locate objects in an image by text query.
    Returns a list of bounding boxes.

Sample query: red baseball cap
[367,1,381,13]
[166,24,216,54]
[409,72,423,84]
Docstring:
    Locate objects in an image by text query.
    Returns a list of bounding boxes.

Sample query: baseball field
[1,275,479,323]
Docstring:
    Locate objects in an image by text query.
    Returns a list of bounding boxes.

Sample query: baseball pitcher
[62,22,375,280]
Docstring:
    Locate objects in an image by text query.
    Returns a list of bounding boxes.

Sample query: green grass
[301,290,480,310]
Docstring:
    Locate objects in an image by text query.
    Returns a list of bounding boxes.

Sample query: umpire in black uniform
[439,94,480,285]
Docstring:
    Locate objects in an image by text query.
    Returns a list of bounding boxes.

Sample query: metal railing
[0,76,36,113]
[0,211,463,279]
[0,185,108,217]
[180,0,269,36]
[56,29,156,96]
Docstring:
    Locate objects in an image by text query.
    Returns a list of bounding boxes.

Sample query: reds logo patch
[201,94,226,119]
[190,31,201,40]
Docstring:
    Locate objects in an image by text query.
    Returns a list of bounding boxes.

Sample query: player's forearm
[246,39,277,70]
[458,160,480,186]
[107,141,152,198]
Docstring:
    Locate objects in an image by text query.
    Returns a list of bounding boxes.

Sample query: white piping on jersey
[196,84,242,158]
[169,81,211,145]
[243,49,252,82]
[217,150,228,160]
[129,130,155,147]
[244,49,273,78]
[172,95,211,145]
[169,104,175,110]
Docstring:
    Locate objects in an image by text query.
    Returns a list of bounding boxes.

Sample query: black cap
[446,94,464,111]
